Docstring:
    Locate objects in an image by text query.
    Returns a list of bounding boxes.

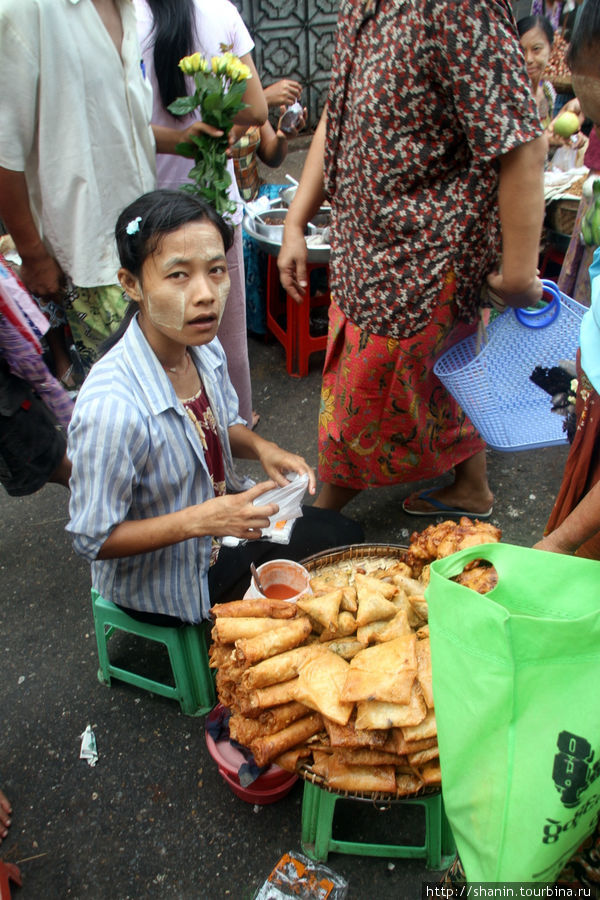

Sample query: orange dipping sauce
[262,583,299,600]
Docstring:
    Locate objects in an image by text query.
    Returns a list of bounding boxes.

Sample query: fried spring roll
[241,644,323,690]
[234,617,312,665]
[246,678,300,710]
[211,598,296,619]
[212,616,292,644]
[250,713,323,767]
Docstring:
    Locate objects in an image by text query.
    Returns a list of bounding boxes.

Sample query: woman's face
[126,220,230,350]
[520,25,552,88]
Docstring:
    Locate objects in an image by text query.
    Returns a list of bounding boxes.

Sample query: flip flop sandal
[402,488,493,519]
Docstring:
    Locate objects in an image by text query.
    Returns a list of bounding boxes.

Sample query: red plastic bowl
[205,706,298,802]
[219,767,298,805]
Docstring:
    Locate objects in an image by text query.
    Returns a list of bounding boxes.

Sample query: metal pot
[278,185,297,207]
[253,208,288,242]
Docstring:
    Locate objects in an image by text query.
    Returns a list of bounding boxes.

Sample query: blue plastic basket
[433,281,587,452]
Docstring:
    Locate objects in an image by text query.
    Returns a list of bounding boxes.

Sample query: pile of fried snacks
[209,518,500,796]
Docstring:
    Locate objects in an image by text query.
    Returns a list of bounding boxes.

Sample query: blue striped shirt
[67,317,249,622]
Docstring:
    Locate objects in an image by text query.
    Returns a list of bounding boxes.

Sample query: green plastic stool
[301,780,456,868]
[91,589,216,716]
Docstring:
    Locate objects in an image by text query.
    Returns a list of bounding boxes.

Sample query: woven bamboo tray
[302,542,409,574]
[297,542,439,801]
[296,762,439,804]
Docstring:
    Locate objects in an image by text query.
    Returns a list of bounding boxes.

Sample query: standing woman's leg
[219,226,253,426]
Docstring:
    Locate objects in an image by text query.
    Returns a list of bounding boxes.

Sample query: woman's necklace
[161,350,190,375]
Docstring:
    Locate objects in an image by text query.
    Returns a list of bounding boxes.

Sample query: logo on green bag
[552,730,600,808]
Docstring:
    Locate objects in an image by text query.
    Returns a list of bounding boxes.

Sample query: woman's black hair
[517,14,554,46]
[115,189,233,278]
[568,1,600,71]
[103,190,234,354]
[145,0,197,114]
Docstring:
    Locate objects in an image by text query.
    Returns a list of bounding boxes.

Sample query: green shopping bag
[426,542,600,883]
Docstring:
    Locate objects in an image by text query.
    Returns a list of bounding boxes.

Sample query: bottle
[279,101,303,135]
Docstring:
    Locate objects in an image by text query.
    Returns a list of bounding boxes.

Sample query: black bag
[0,360,66,496]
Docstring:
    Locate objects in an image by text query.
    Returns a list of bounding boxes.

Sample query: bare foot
[251,410,260,430]
[0,789,12,843]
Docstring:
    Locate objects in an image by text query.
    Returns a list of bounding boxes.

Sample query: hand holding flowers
[168,51,252,216]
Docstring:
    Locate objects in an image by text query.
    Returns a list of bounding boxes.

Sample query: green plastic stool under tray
[91,589,215,716]
[301,780,456,868]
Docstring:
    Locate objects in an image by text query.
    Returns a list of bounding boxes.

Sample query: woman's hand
[194,481,280,541]
[181,121,224,143]
[276,105,307,139]
[278,109,327,302]
[152,122,224,155]
[278,222,310,303]
[97,480,280,558]
[264,79,302,109]
[228,425,316,494]
[256,442,317,494]
[486,271,544,309]
[20,246,66,299]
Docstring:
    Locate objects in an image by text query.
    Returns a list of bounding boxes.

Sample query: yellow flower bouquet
[168,51,251,216]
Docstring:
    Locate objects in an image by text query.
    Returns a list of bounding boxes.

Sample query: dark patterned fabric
[317,272,485,488]
[183,384,226,566]
[323,0,542,339]
[183,386,226,500]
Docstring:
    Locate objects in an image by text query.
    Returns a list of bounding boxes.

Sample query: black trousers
[208,504,364,604]
[118,505,364,626]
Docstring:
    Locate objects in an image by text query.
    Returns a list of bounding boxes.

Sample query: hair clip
[126,216,142,235]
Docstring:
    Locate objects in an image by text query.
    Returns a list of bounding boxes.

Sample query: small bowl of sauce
[251,558,311,603]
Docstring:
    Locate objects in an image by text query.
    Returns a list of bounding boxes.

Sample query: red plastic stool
[266,255,330,377]
[0,860,22,899]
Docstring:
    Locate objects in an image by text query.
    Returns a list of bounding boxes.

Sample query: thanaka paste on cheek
[146,290,186,331]
[191,234,230,325]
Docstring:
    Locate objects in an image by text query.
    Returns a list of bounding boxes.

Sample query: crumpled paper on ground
[79,725,98,767]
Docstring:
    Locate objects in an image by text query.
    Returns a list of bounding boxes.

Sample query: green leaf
[167,95,200,116]
[174,141,197,159]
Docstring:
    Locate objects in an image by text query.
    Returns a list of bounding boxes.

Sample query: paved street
[0,137,572,899]
[0,324,570,899]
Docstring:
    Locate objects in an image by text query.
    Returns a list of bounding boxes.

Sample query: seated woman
[67,190,362,624]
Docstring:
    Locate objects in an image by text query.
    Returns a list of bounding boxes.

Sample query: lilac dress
[531,0,563,32]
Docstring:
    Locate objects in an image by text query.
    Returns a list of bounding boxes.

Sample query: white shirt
[0,0,157,287]
[134,0,254,225]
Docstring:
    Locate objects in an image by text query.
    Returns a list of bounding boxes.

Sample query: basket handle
[513,280,561,328]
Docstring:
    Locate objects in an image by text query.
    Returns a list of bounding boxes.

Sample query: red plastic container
[219,768,298,805]
[205,706,298,804]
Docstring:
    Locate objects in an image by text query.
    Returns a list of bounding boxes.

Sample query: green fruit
[553,111,580,138]
[581,216,593,245]
[592,205,600,247]
[582,203,595,245]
